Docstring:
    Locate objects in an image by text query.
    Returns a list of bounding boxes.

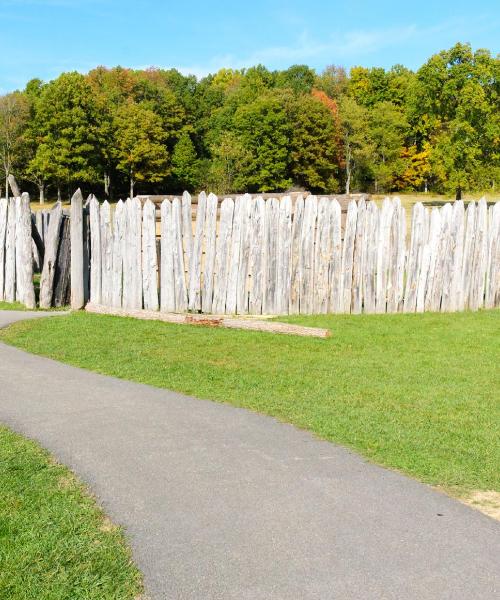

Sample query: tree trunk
[38,183,45,204]
[5,173,8,201]
[456,186,462,201]
[57,186,62,202]
[104,172,110,197]
[130,175,134,200]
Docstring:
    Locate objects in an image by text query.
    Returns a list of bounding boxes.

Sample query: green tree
[29,72,101,199]
[287,93,339,192]
[368,101,408,192]
[207,131,252,195]
[338,96,374,193]
[171,132,200,192]
[0,91,29,198]
[112,102,169,198]
[232,91,292,192]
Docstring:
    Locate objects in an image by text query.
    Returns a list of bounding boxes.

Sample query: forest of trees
[0,43,498,202]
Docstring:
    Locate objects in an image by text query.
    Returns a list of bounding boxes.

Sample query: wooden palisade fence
[72,192,500,316]
[0,193,72,309]
[0,191,498,315]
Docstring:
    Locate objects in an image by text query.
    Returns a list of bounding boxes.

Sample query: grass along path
[1,310,499,514]
[0,425,142,599]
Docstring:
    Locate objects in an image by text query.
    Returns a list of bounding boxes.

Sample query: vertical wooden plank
[39,202,62,308]
[89,195,102,305]
[132,197,143,309]
[181,191,193,277]
[70,188,85,309]
[387,198,401,313]
[341,199,358,313]
[351,198,366,314]
[328,199,343,313]
[100,200,113,307]
[52,214,71,307]
[314,197,333,314]
[4,198,17,303]
[111,200,125,308]
[202,193,219,313]
[276,195,292,315]
[0,198,8,301]
[262,198,279,314]
[485,202,500,308]
[172,197,188,312]
[213,197,235,314]
[403,202,425,313]
[440,203,455,312]
[247,197,265,315]
[160,199,175,312]
[142,199,159,311]
[298,195,318,314]
[469,198,488,310]
[188,191,206,311]
[375,198,394,313]
[449,201,465,311]
[289,195,304,314]
[226,196,242,314]
[461,202,476,310]
[14,197,23,302]
[423,208,442,311]
[16,194,35,308]
[236,194,252,314]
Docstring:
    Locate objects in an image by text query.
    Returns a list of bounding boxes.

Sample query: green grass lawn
[0,301,29,310]
[1,310,498,499]
[0,425,142,600]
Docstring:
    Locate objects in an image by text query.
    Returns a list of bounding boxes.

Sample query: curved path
[0,311,499,599]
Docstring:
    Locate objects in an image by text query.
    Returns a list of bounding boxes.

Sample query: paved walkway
[0,311,499,599]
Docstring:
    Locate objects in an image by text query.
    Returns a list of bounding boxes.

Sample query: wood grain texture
[39,202,62,308]
[86,302,330,338]
[89,195,102,305]
[314,197,333,314]
[403,202,425,313]
[181,191,193,276]
[16,194,36,308]
[226,196,243,314]
[236,194,252,314]
[248,196,265,315]
[142,199,158,311]
[328,199,343,313]
[100,200,113,307]
[263,197,280,314]
[469,198,488,310]
[213,197,235,314]
[485,202,500,308]
[160,199,175,312]
[300,195,318,314]
[111,200,125,308]
[172,197,188,312]
[202,193,219,313]
[341,200,358,313]
[289,195,304,314]
[70,188,85,309]
[351,197,366,314]
[188,191,206,311]
[0,198,8,301]
[276,195,292,314]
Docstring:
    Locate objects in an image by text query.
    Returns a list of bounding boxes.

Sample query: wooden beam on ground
[85,303,331,339]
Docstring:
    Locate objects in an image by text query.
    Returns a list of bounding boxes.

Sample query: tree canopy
[2,43,498,200]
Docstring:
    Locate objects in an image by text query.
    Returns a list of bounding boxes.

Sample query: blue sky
[1,0,498,93]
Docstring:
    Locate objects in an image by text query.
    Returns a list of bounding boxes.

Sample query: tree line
[0,42,498,202]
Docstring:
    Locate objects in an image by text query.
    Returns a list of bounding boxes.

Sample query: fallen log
[85,303,330,338]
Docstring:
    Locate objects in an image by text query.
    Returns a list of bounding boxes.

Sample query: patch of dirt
[462,490,500,521]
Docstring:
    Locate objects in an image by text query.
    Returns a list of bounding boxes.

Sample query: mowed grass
[0,426,142,600]
[2,310,499,496]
